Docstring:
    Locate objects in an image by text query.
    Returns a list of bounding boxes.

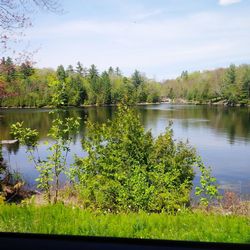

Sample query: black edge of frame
[0,232,249,250]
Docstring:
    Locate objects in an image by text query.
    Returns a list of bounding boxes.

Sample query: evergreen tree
[20,61,34,79]
[240,67,250,102]
[115,67,122,76]
[76,61,83,76]
[5,57,16,82]
[66,65,74,76]
[88,64,99,79]
[87,64,99,104]
[55,65,68,106]
[225,64,236,86]
[222,64,237,104]
[132,70,143,88]
[56,65,67,82]
[108,66,114,75]
[101,71,111,104]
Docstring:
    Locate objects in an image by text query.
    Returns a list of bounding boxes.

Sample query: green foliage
[0,204,249,243]
[10,117,81,203]
[0,57,161,107]
[222,64,238,105]
[72,105,214,212]
[56,65,67,82]
[132,70,143,88]
[195,159,220,206]
[10,122,39,147]
[163,64,250,105]
[20,61,35,79]
[1,58,250,107]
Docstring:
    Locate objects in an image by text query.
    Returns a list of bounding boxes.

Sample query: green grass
[0,204,249,243]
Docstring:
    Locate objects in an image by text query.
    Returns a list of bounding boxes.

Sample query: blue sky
[22,0,250,80]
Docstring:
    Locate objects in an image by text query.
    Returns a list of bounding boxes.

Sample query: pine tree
[132,70,143,88]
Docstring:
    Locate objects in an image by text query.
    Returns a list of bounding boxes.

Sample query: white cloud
[27,9,250,79]
[219,0,241,6]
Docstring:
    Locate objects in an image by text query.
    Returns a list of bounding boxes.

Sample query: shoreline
[0,100,250,109]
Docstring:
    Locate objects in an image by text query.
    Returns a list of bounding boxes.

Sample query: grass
[0,204,249,243]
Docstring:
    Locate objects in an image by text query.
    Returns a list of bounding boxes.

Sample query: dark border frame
[1,232,249,250]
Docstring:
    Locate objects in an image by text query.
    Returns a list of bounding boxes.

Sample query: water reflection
[137,105,250,144]
[0,104,250,193]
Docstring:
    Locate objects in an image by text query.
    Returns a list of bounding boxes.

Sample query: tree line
[1,58,250,107]
[162,64,250,106]
[0,57,161,107]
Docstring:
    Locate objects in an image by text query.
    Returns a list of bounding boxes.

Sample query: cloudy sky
[23,0,250,80]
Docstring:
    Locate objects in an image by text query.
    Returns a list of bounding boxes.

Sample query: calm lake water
[0,104,250,196]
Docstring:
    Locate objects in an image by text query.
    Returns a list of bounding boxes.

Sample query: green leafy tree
[72,105,218,212]
[10,117,80,203]
[195,160,220,206]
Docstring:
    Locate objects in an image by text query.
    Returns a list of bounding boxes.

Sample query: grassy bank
[0,204,249,243]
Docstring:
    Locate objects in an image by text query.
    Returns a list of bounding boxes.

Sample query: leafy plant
[195,159,220,206]
[72,104,217,212]
[10,116,80,203]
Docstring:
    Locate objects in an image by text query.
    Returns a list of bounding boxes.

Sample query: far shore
[0,100,249,109]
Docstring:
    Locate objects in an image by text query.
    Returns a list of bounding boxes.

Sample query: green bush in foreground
[73,105,218,212]
[0,204,249,243]
[9,105,218,211]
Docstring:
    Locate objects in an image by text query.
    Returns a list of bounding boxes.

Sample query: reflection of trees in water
[139,105,250,144]
[0,107,115,153]
[82,107,115,142]
[210,107,250,144]
[4,143,20,155]
[0,109,53,140]
[0,106,250,153]
[86,106,114,124]
[136,106,162,130]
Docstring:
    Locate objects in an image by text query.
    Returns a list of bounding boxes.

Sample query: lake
[0,104,250,197]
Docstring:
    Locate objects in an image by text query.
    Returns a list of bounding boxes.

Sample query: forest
[0,57,161,107]
[162,64,250,106]
[1,57,250,107]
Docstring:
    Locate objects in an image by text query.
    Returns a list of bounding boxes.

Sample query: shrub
[10,116,80,203]
[72,105,210,212]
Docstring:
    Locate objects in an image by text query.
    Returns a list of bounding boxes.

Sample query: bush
[72,105,203,212]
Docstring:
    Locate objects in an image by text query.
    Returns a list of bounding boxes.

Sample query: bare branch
[0,0,62,59]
